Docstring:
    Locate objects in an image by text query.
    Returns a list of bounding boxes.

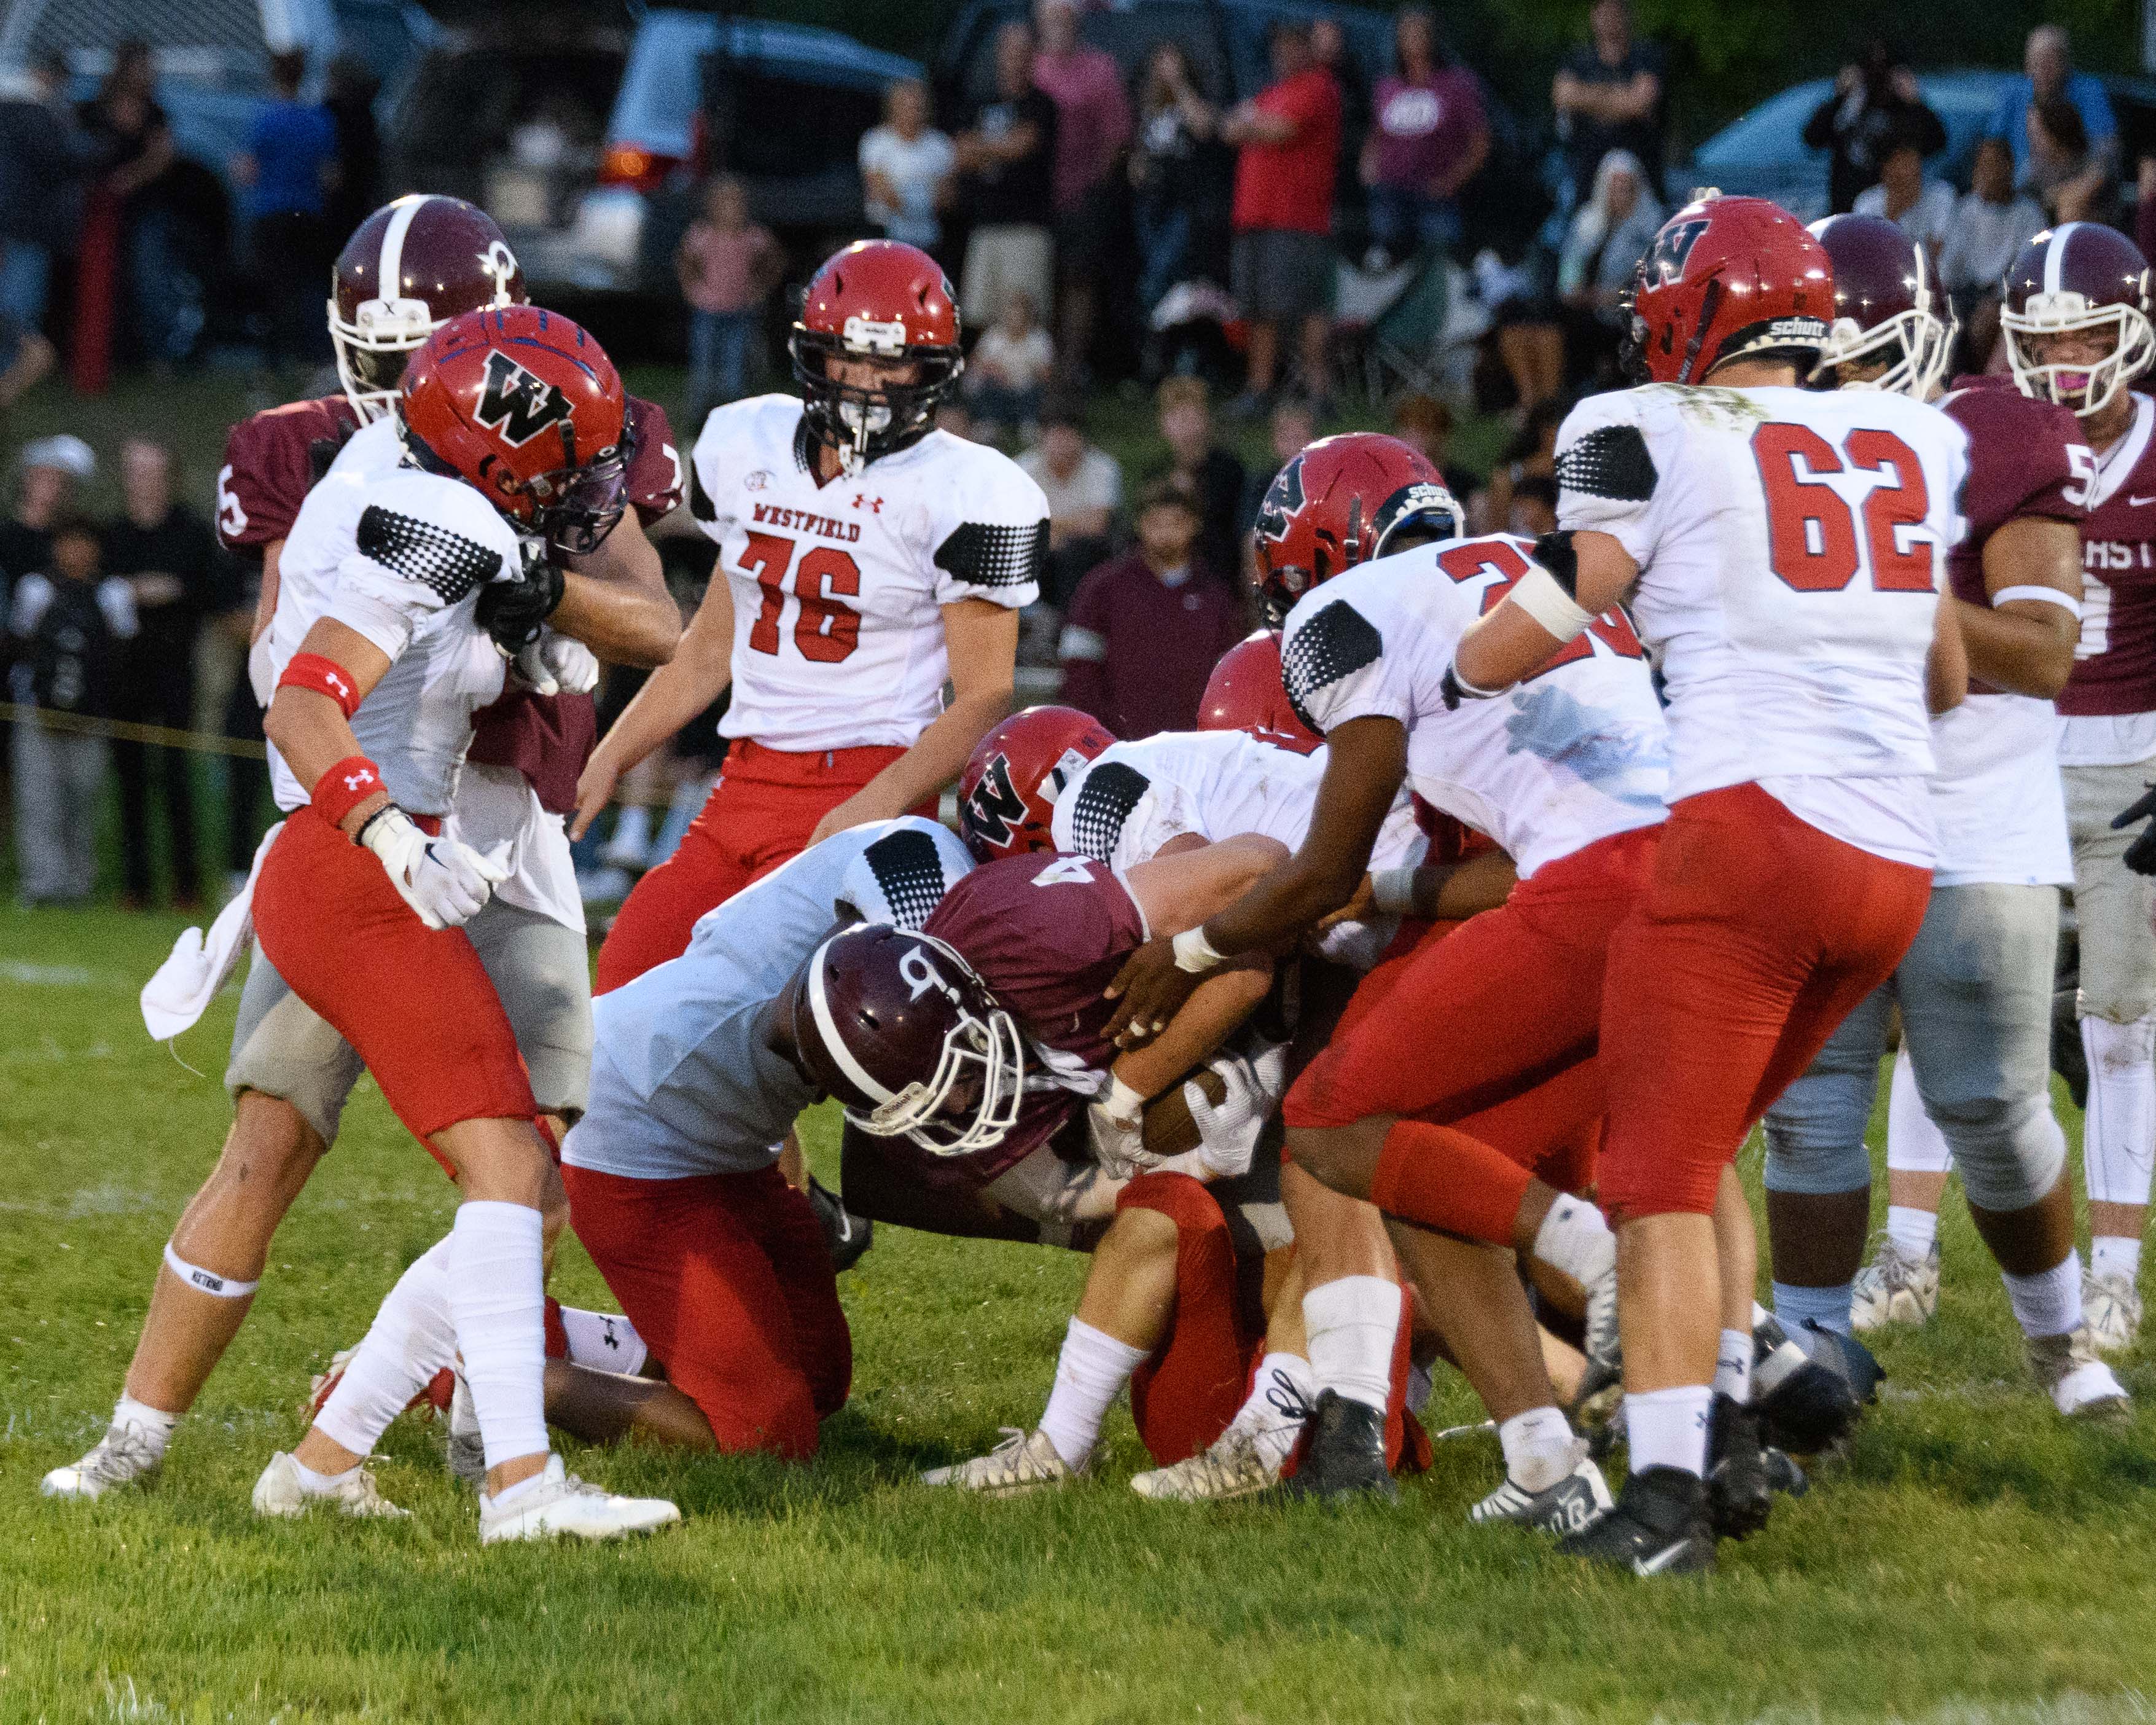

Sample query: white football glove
[358,805,509,931]
[1184,1038,1289,1180]
[511,630,601,698]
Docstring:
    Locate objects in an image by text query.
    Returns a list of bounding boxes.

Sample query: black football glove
[475,546,566,658]
[2110,784,2156,876]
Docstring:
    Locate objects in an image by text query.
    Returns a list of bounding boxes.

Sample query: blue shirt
[1985,73,2115,177]
[247,100,337,218]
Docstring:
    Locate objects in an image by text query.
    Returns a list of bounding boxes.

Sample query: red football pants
[594,739,917,994]
[561,1162,851,1458]
[251,805,536,1158]
[1597,783,1932,1221]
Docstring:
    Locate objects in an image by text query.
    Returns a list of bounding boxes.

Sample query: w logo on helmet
[474,349,574,447]
[960,754,1028,852]
[1646,219,1709,286]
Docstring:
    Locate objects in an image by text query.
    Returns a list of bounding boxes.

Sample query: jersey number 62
[1751,423,1935,595]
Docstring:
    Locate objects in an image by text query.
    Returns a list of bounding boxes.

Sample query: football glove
[476,543,566,659]
[510,630,600,698]
[357,805,507,931]
[1087,1091,1147,1179]
[2111,784,2156,876]
[1182,1039,1289,1179]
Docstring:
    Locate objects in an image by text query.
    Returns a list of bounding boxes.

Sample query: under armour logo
[853,495,883,513]
[326,671,350,697]
[343,770,377,791]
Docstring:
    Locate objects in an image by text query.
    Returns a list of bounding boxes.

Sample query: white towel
[140,821,284,1041]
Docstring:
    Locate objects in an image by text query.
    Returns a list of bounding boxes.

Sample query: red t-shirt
[1230,68,1341,236]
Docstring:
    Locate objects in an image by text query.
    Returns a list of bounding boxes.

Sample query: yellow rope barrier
[0,703,267,759]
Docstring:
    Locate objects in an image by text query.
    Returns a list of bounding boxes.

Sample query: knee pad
[1761,1065,1875,1197]
[2081,1014,2156,1207]
[1935,1094,2066,1213]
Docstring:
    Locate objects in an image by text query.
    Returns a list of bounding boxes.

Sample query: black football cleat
[1706,1394,1772,1540]
[1761,1444,1809,1501]
[807,1177,874,1273]
[1555,1465,1716,1576]
[1279,1390,1397,1504]
[1752,1313,1877,1454]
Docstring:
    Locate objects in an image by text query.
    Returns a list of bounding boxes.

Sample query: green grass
[4,903,2156,1724]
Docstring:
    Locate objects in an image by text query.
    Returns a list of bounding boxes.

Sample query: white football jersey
[1555,383,1966,865]
[689,395,1046,753]
[563,817,975,1180]
[264,456,517,816]
[1280,534,1670,878]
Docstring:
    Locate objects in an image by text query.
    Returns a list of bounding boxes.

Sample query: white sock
[2002,1251,2082,1340]
[2092,1235,2143,1281]
[447,1201,550,1477]
[556,1304,649,1377]
[1772,1281,1851,1342]
[1498,1404,1577,1493]
[1230,1351,1319,1471]
[486,1463,554,1509]
[1713,1328,1753,1404]
[2082,1015,2156,1208]
[1886,1045,1954,1174]
[313,1237,458,1460]
[111,1394,178,1459]
[1886,1204,1938,1259]
[1623,1385,1713,1477]
[1530,1193,1614,1288]
[1302,1275,1400,1415]
[291,1457,357,1495]
[1038,1318,1148,1469]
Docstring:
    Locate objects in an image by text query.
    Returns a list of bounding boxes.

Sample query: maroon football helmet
[789,239,964,472]
[957,706,1114,862]
[1624,193,1833,384]
[2001,222,2155,418]
[1197,631,1322,753]
[1252,432,1459,623]
[1806,213,1951,399]
[330,195,527,423]
[791,923,1024,1157]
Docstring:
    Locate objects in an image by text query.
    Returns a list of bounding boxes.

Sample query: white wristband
[1509,566,1597,642]
[1993,584,2082,619]
[1171,925,1225,974]
[1369,868,1420,917]
[1103,1073,1147,1126]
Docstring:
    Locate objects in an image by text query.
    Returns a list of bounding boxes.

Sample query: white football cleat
[251,1451,410,1520]
[40,1422,163,1501]
[920,1427,1079,1495]
[1469,1447,1614,1536]
[2082,1269,2143,1356]
[477,1455,681,1544]
[1849,1235,1939,1333]
[1131,1427,1280,1502]
[444,1370,486,1488]
[2028,1324,2131,1421]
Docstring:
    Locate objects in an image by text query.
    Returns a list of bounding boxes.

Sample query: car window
[708,66,883,179]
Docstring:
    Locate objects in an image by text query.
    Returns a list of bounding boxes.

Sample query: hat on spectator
[20,436,95,480]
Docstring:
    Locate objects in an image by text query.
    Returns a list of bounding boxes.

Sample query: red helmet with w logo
[399,305,632,553]
[791,239,964,472]
[1197,632,1321,753]
[1252,432,1459,622]
[956,705,1114,862]
[1625,193,1834,385]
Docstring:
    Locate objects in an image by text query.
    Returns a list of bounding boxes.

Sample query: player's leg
[593,800,754,994]
[1858,1047,1953,1329]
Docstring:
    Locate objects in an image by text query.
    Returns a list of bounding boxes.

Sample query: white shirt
[1853,180,1958,259]
[1019,444,1122,522]
[690,394,1045,754]
[1279,534,1671,879]
[859,125,956,249]
[1555,383,1964,866]
[969,324,1056,394]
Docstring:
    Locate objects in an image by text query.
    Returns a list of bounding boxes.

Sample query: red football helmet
[1251,432,1460,622]
[1807,213,1951,399]
[790,240,963,472]
[2002,222,2155,419]
[956,705,1114,862]
[1624,193,1833,385]
[329,195,527,423]
[791,923,1024,1157]
[1197,632,1322,753]
[399,305,631,552]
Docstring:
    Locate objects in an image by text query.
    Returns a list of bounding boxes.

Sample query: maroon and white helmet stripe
[2001,222,2155,419]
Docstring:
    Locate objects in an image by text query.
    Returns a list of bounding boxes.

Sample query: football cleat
[478,1455,681,1543]
[307,1349,455,1424]
[39,1422,163,1501]
[1582,1257,1622,1388]
[2028,1324,2132,1421]
[1752,1313,1877,1453]
[920,1427,1080,1495]
[1555,1465,1716,1576]
[251,1451,410,1520]
[1279,1390,1397,1505]
[1133,1428,1281,1503]
[1761,1445,1810,1501]
[1469,1446,1612,1535]
[1706,1395,1771,1541]
[445,1370,486,1488]
[807,1176,875,1273]
[1849,1235,1940,1333]
[2082,1268,2143,1356]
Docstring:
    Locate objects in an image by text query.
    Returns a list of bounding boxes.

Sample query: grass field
[5,902,2156,1725]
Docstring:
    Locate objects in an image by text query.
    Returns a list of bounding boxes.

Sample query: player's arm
[548,509,681,669]
[1951,516,2082,699]
[1927,589,1968,715]
[264,617,393,824]
[251,538,284,644]
[1451,529,1636,696]
[807,597,1017,845]
[1316,844,1518,933]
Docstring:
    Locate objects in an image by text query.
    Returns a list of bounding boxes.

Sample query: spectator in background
[1390,392,1475,499]
[1557,149,1662,389]
[232,50,338,378]
[103,438,216,909]
[964,288,1054,445]
[1060,479,1243,740]
[1473,399,1561,538]
[80,39,186,372]
[676,174,782,432]
[1803,40,1946,215]
[955,22,1058,331]
[1222,22,1341,417]
[2023,98,2117,227]
[1154,376,1245,582]
[861,78,955,255]
[1032,0,1129,385]
[0,300,56,429]
[9,515,132,905]
[1552,0,1666,209]
[0,52,95,334]
[1243,393,1319,538]
[0,436,92,616]
[1362,7,1488,262]
[935,398,979,443]
[1506,474,1560,537]
[1310,17,1370,236]
[1988,26,2115,217]
[1020,397,1122,609]
[1129,42,1217,313]
[1942,136,2047,370]
[322,55,383,245]
[1854,128,1956,264]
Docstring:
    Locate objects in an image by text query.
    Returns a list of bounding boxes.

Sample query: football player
[575,240,1045,991]
[1757,215,2124,1417]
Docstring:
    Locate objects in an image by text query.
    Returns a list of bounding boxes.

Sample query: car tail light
[598,144,676,192]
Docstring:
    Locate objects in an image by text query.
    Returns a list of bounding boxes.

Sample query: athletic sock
[2092,1235,2143,1282]
[447,1200,550,1476]
[1529,1192,1614,1288]
[1773,1280,1853,1341]
[2082,1015,2156,1209]
[1887,1204,1939,1259]
[1369,1119,1534,1246]
[555,1303,649,1377]
[1302,1275,1401,1415]
[111,1394,178,1460]
[1038,1318,1148,1469]
[1713,1328,1753,1404]
[2002,1251,2083,1340]
[1497,1405,1577,1493]
[313,1237,458,1459]
[1622,1385,1712,1478]
[1886,1046,1955,1175]
[291,1457,357,1496]
[1230,1351,1319,1471]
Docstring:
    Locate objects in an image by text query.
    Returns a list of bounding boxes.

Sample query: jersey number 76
[739,530,864,662]
[1751,424,1935,595]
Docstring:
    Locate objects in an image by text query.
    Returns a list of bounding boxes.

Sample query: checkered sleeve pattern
[859,828,958,929]
[356,506,504,606]
[1064,762,1149,862]
[1280,600,1385,736]
[934,520,1050,592]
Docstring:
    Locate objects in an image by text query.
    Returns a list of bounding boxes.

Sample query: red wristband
[278,651,363,718]
[313,755,386,829]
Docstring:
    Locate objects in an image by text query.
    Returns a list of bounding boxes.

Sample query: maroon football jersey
[1937,377,2092,608]
[921,851,1147,1179]
[2061,391,2156,716]
[216,396,361,555]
